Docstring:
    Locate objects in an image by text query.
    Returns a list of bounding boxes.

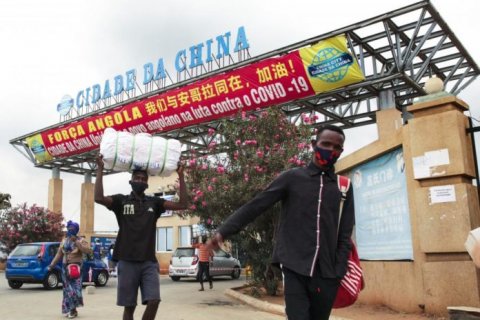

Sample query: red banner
[41,52,314,158]
[35,35,365,161]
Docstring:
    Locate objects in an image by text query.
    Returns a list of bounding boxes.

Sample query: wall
[154,214,200,274]
[336,95,480,315]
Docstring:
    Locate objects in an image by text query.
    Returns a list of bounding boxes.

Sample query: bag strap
[337,175,351,235]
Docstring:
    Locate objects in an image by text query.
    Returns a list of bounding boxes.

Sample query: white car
[168,247,241,281]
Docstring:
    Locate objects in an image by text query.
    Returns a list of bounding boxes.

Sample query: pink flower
[189,159,196,166]
[288,155,298,164]
[241,111,246,119]
[196,190,204,197]
[201,201,207,207]
[255,166,263,173]
[244,173,249,182]
[256,150,264,158]
[201,164,208,170]
[217,166,225,174]
[189,205,197,210]
[208,141,217,149]
[211,177,218,183]
[208,128,215,136]
[207,217,213,225]
[207,185,213,191]
[297,142,307,149]
[235,140,242,146]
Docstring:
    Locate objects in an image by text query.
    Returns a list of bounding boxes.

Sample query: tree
[0,193,11,211]
[184,108,313,295]
[0,203,65,254]
[0,193,12,258]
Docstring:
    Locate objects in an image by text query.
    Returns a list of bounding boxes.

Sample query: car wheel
[231,266,241,279]
[170,276,180,281]
[8,280,23,289]
[95,271,109,287]
[43,271,60,290]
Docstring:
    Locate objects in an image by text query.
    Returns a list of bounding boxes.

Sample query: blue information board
[349,148,413,260]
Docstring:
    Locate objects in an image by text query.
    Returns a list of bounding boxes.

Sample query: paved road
[0,273,284,320]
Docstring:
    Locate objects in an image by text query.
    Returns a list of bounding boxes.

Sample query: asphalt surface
[0,272,285,320]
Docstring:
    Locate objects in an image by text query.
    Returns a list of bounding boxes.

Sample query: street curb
[225,287,353,320]
[225,288,285,316]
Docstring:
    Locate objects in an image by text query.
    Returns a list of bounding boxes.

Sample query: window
[214,249,228,257]
[160,195,175,217]
[48,244,58,257]
[156,227,173,251]
[179,226,192,247]
[10,244,41,256]
[173,248,195,257]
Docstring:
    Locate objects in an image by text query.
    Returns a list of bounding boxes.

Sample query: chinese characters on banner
[28,35,364,162]
[349,148,414,260]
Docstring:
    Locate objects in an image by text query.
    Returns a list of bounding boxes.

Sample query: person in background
[94,154,189,320]
[208,125,355,320]
[93,238,102,260]
[48,220,92,319]
[107,242,117,276]
[192,236,214,291]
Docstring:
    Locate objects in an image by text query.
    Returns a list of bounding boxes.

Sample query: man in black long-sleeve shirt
[209,124,354,320]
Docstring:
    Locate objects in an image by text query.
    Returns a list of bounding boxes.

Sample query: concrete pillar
[406,94,480,314]
[376,90,404,140]
[378,89,395,110]
[80,172,95,239]
[48,167,63,214]
[336,91,480,316]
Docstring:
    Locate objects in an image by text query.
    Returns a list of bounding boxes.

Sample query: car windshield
[173,248,195,257]
[10,244,41,257]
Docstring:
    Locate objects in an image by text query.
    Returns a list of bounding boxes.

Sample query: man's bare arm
[164,163,189,210]
[94,154,113,208]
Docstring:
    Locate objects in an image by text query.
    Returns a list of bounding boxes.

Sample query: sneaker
[67,310,78,318]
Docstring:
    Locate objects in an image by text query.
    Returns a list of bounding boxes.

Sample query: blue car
[5,241,109,289]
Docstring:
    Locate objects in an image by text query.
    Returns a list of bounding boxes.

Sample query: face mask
[130,181,148,194]
[66,229,77,237]
[313,146,341,167]
[66,220,79,237]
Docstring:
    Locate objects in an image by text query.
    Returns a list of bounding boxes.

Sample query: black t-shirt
[107,193,166,262]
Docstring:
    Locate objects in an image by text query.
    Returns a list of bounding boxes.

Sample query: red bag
[333,176,365,308]
[66,263,81,279]
[333,241,364,308]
